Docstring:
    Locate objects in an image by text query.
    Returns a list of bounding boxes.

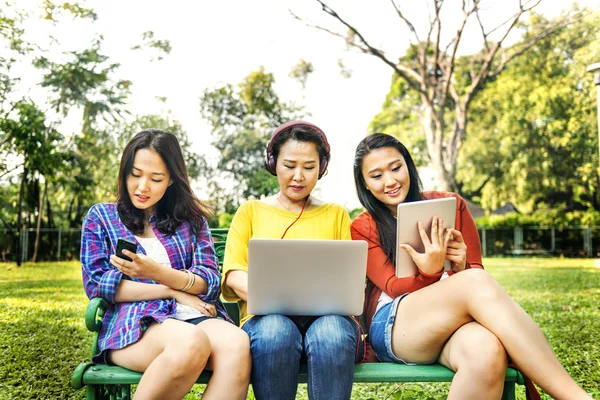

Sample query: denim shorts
[369,293,416,364]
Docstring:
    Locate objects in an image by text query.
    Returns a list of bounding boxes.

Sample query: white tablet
[396,197,457,277]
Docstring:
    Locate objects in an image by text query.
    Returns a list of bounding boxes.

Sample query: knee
[460,329,508,383]
[215,327,251,364]
[229,328,251,359]
[459,269,504,303]
[166,327,211,377]
[248,315,302,355]
[212,327,251,383]
[309,315,356,344]
[306,316,357,360]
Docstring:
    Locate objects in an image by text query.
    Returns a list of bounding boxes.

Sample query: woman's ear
[169,180,174,186]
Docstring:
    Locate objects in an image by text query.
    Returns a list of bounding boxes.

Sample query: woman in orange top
[351,133,590,400]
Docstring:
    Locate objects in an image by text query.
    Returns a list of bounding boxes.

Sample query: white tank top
[135,236,204,321]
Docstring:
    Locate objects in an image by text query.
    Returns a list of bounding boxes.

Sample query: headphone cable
[280,196,309,239]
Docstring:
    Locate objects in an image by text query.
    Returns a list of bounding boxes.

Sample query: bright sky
[14,0,600,210]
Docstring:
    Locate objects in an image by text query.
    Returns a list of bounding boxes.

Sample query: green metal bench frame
[72,231,525,399]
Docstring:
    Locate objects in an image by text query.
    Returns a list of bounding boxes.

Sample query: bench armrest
[85,297,109,333]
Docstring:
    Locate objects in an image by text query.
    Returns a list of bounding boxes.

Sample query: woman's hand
[110,250,161,281]
[399,216,452,275]
[172,290,217,317]
[446,229,467,272]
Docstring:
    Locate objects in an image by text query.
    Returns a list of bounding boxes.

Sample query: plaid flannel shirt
[81,203,231,362]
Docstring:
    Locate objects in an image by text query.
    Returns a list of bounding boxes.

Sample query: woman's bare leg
[391,269,590,400]
[438,322,507,400]
[110,318,211,400]
[199,319,251,400]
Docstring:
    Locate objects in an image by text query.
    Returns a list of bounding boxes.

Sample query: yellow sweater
[222,200,352,326]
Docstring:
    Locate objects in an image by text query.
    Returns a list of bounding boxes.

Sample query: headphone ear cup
[318,155,329,179]
[266,155,277,176]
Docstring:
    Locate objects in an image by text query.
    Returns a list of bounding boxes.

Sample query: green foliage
[217,212,234,229]
[367,5,593,194]
[369,73,428,166]
[130,31,172,62]
[459,12,600,211]
[337,59,352,79]
[199,67,303,212]
[289,59,314,89]
[0,2,27,54]
[41,0,98,22]
[349,207,364,220]
[0,100,70,261]
[476,208,600,228]
[33,38,130,121]
[0,101,66,178]
[0,2,195,263]
[26,36,132,228]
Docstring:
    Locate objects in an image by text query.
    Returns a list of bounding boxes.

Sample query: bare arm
[114,280,175,303]
[114,278,216,316]
[225,270,248,301]
[110,251,208,295]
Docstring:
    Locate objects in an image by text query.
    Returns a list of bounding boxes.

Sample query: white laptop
[247,239,368,316]
[396,197,456,277]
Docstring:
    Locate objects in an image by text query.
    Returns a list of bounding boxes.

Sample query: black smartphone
[116,239,137,262]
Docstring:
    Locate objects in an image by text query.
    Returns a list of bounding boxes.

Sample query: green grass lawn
[0,258,598,399]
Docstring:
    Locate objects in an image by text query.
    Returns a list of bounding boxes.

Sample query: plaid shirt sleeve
[81,205,123,303]
[189,218,221,303]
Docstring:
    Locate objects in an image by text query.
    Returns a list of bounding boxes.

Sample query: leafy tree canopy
[199,67,304,212]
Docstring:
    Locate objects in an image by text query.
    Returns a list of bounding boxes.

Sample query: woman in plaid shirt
[81,129,251,400]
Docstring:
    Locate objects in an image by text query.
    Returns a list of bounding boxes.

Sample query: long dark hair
[116,129,211,236]
[353,133,423,265]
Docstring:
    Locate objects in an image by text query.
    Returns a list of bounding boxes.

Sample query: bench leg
[501,381,516,400]
[117,384,131,400]
[86,385,97,400]
[86,384,131,400]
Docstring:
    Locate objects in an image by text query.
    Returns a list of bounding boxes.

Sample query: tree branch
[304,0,425,95]
[0,164,20,179]
[475,7,490,52]
[465,4,528,100]
[432,0,443,90]
[489,9,585,78]
[389,0,420,43]
[440,0,480,107]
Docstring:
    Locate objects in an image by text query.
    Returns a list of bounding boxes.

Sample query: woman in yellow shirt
[222,121,360,400]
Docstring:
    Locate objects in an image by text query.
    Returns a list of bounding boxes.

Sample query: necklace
[277,194,309,213]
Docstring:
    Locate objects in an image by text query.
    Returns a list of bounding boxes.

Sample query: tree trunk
[16,166,28,266]
[32,179,47,263]
[73,196,83,228]
[420,100,452,192]
[420,99,469,194]
[46,186,54,229]
[67,197,74,227]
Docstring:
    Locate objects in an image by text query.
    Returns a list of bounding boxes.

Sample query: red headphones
[265,121,331,179]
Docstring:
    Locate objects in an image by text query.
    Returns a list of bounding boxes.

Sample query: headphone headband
[265,121,330,179]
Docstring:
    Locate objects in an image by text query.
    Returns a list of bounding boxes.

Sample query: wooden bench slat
[75,362,523,386]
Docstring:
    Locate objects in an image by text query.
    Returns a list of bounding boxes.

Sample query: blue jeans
[242,314,359,400]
